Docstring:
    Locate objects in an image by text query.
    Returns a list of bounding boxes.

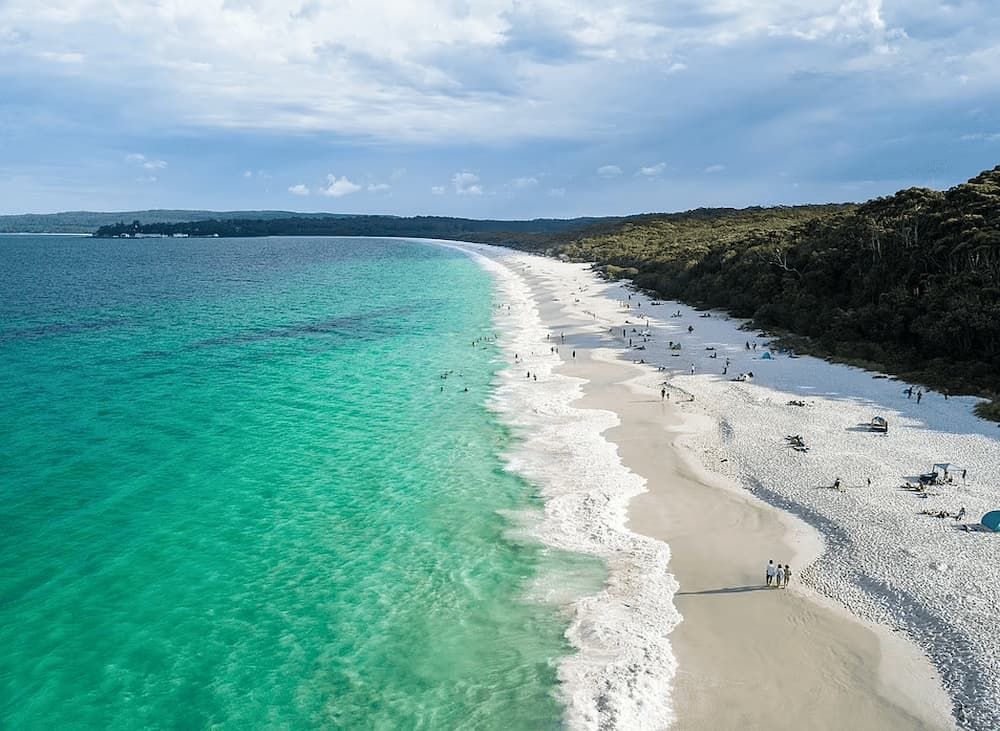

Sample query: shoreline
[600,356,952,729]
[472,247,682,728]
[521,266,953,730]
[450,241,969,729]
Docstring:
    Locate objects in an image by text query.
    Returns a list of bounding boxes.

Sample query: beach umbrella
[982,511,1000,532]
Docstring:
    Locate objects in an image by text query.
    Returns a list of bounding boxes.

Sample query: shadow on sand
[676,585,771,596]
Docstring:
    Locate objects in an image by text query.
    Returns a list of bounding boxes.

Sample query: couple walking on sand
[765,559,792,589]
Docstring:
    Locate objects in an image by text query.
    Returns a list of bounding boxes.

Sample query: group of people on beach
[765,559,792,589]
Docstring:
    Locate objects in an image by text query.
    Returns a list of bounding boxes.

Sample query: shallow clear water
[0,236,570,728]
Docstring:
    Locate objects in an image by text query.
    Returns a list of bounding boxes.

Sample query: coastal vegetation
[85,165,1000,415]
[534,166,1000,416]
[92,214,612,243]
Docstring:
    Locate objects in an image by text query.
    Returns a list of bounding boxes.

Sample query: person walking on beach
[690,363,695,375]
[783,565,792,588]
[766,559,776,587]
[572,350,576,359]
[776,564,785,588]
[661,387,666,401]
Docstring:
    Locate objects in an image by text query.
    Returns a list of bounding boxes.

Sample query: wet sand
[527,273,954,730]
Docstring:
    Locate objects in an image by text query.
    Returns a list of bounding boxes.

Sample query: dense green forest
[523,168,1000,418]
[92,214,612,243]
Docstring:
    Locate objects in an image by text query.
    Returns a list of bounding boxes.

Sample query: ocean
[0,235,577,728]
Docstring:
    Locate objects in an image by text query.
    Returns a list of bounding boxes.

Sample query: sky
[1,0,999,218]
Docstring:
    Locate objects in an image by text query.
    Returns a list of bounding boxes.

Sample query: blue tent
[982,511,1000,532]
[761,351,773,360]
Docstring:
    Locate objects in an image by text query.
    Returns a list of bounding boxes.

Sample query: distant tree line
[1,209,349,234]
[92,214,613,244]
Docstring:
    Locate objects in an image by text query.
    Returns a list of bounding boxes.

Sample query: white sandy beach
[445,241,997,729]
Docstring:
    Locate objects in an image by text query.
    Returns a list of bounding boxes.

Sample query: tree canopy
[521,167,1000,415]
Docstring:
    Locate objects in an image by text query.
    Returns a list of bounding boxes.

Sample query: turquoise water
[0,236,570,728]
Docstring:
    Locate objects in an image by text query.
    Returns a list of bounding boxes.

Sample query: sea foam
[450,243,682,730]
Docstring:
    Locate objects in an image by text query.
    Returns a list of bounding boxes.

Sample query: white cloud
[960,132,1000,142]
[390,168,407,180]
[452,171,482,195]
[431,185,446,195]
[126,153,167,170]
[0,1,907,145]
[1,0,991,152]
[244,170,253,178]
[37,51,84,64]
[548,187,566,197]
[367,182,391,192]
[320,174,362,197]
[288,183,310,195]
[512,176,539,188]
[6,0,1000,220]
[638,162,666,176]
[597,165,622,178]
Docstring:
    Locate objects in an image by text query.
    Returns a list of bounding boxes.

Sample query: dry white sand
[527,272,954,730]
[445,241,975,729]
